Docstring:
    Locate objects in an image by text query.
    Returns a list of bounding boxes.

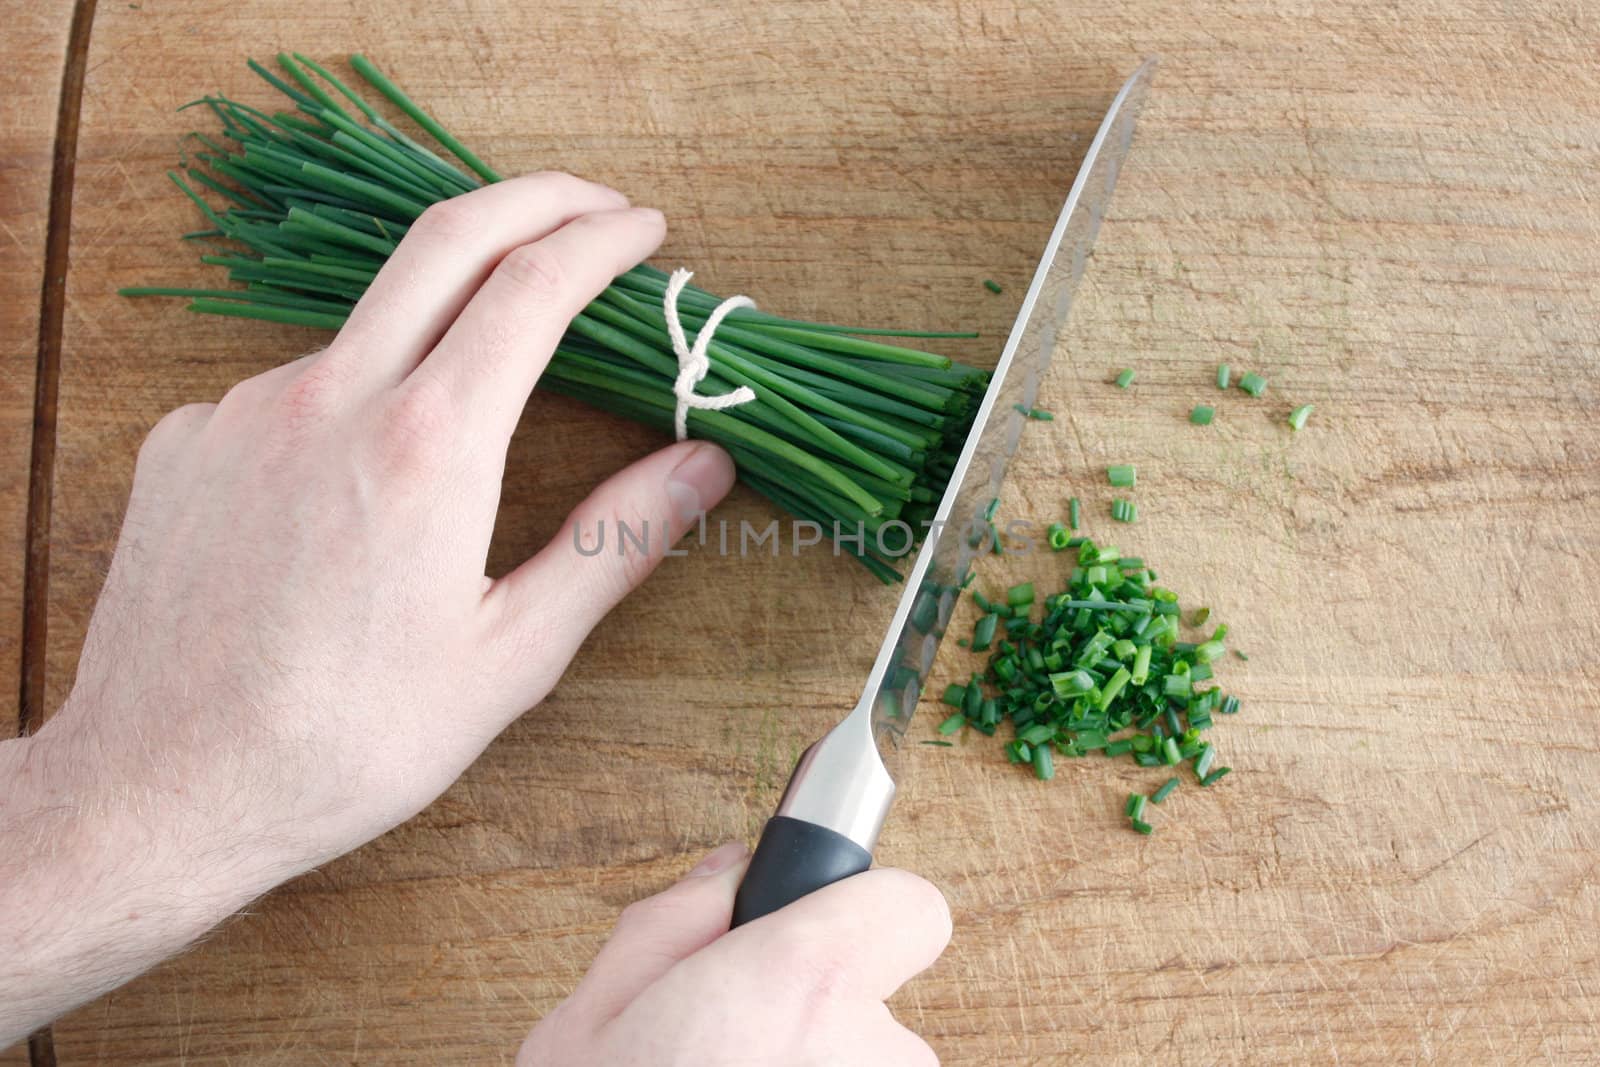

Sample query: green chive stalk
[124,53,990,581]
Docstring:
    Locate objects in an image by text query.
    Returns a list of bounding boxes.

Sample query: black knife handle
[731,815,873,927]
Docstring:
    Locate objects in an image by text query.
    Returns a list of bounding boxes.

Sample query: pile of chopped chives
[122,53,991,582]
[937,534,1239,832]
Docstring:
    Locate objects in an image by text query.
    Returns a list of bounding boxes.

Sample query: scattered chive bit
[1189,405,1215,426]
[1216,363,1231,389]
[1131,818,1155,835]
[1238,371,1268,397]
[1107,464,1137,488]
[1288,403,1314,431]
[1191,606,1210,626]
[936,534,1241,828]
[1111,498,1137,523]
[1047,523,1072,551]
[1026,407,1055,421]
[971,613,1000,652]
[1234,650,1249,661]
[920,740,954,746]
[1114,368,1136,388]
[984,278,1003,294]
[1068,496,1082,531]
[984,496,1000,522]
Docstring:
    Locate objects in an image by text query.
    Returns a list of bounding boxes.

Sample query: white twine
[664,268,757,440]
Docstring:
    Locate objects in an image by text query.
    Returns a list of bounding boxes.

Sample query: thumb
[486,439,736,676]
[569,841,751,1026]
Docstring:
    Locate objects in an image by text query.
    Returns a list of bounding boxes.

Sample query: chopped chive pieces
[1200,766,1232,787]
[971,613,1000,652]
[1234,650,1249,661]
[984,496,1000,522]
[1216,363,1231,389]
[921,740,954,746]
[1128,793,1148,822]
[1189,404,1215,425]
[1068,496,1082,531]
[1115,368,1135,388]
[1288,403,1314,431]
[1018,723,1055,747]
[1152,777,1180,803]
[1238,371,1267,397]
[930,533,1241,823]
[1025,407,1054,421]
[1098,666,1131,709]
[1050,670,1095,696]
[1110,498,1137,523]
[1047,522,1071,551]
[1130,818,1154,835]
[1131,644,1153,685]
[983,278,1003,294]
[1106,464,1137,488]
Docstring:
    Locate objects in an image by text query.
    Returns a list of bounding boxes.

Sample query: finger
[695,868,952,1004]
[483,440,735,690]
[408,205,665,439]
[565,841,751,1027]
[326,172,630,387]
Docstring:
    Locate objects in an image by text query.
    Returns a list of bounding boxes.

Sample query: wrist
[0,707,306,1041]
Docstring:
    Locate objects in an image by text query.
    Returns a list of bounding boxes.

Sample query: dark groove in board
[22,0,98,1064]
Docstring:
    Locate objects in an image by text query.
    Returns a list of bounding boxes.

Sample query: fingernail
[628,206,665,227]
[666,444,736,524]
[688,840,749,878]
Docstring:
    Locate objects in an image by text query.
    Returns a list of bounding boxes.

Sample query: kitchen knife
[732,58,1158,926]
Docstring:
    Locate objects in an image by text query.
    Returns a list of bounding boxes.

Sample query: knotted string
[664,268,757,440]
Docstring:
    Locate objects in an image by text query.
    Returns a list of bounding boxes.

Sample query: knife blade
[732,58,1158,926]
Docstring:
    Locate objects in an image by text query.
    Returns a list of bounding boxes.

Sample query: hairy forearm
[0,706,302,1046]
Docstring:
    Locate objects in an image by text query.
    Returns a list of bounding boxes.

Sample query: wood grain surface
[1,8,75,1062]
[15,0,1600,1063]
[0,8,70,736]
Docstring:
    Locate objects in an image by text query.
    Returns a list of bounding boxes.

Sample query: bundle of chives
[122,53,989,582]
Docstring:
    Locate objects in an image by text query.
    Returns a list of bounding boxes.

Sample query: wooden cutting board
[13,1,1600,1063]
[0,10,73,1061]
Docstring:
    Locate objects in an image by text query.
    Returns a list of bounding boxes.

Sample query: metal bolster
[773,702,897,853]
